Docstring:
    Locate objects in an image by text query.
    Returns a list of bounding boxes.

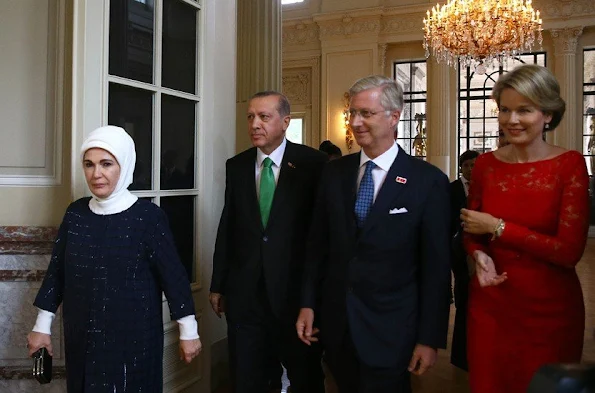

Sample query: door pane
[161,196,195,281]
[394,61,427,158]
[109,0,154,83]
[108,83,153,190]
[286,118,303,144]
[161,94,195,190]
[162,0,197,94]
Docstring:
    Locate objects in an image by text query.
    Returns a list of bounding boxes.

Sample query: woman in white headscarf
[27,126,201,393]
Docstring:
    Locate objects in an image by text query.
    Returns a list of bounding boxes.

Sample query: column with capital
[550,27,584,150]
[235,0,282,151]
[426,58,456,177]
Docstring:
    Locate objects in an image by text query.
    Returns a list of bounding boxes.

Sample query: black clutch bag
[32,347,52,384]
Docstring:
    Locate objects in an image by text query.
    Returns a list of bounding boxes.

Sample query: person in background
[319,140,343,161]
[210,91,326,393]
[297,75,451,393]
[461,64,589,393]
[449,149,480,371]
[27,126,201,393]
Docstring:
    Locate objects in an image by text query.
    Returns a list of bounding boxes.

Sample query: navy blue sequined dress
[34,198,195,393]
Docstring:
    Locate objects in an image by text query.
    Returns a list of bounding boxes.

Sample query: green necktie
[259,157,275,227]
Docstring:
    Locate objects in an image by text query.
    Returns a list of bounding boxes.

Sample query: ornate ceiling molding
[281,0,594,46]
[539,0,595,20]
[283,20,319,46]
[316,15,382,40]
[380,13,424,35]
[282,71,311,105]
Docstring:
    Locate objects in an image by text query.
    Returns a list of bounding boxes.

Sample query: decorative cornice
[317,16,381,40]
[312,7,384,22]
[380,13,423,35]
[551,26,584,55]
[0,226,58,255]
[283,20,319,46]
[282,1,595,45]
[539,0,595,20]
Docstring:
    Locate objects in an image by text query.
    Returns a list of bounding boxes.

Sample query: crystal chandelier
[423,0,543,73]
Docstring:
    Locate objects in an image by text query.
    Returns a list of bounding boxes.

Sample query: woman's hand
[179,338,202,364]
[27,332,52,357]
[460,209,499,235]
[473,250,508,287]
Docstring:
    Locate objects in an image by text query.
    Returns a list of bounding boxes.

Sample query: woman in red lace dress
[461,64,589,393]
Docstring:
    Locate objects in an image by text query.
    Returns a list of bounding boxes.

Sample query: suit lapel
[240,148,263,231]
[265,141,297,229]
[343,153,361,236]
[458,180,467,207]
[361,148,412,233]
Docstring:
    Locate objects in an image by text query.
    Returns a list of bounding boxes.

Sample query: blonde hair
[492,64,565,131]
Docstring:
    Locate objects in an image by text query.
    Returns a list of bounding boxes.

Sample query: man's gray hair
[348,75,404,112]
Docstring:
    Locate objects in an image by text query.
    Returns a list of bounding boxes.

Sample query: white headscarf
[80,126,138,215]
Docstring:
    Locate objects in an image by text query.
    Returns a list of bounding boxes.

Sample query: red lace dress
[464,150,589,393]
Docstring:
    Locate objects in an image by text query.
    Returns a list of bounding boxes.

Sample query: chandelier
[423,0,542,73]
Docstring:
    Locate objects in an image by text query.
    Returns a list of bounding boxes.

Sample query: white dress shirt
[255,138,287,199]
[357,142,400,202]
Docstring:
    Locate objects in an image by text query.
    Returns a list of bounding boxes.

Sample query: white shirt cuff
[32,309,55,335]
[177,315,199,340]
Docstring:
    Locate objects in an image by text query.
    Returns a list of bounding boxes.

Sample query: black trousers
[226,279,324,393]
[227,317,324,393]
[324,331,411,393]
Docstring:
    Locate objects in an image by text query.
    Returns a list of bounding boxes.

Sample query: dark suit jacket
[302,148,451,369]
[211,141,327,322]
[450,179,468,278]
[449,178,470,370]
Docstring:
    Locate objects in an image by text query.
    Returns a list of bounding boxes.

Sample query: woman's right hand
[473,250,508,287]
[27,332,53,357]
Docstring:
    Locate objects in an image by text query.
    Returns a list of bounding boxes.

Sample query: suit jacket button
[263,236,268,242]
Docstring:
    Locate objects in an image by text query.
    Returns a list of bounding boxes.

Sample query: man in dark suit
[296,75,451,393]
[210,91,326,393]
[449,149,479,371]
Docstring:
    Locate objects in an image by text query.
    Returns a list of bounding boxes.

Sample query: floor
[216,238,595,393]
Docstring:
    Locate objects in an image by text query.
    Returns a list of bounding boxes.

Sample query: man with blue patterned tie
[296,75,452,393]
[210,91,326,393]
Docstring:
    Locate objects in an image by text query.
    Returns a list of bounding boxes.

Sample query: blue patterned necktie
[354,161,376,227]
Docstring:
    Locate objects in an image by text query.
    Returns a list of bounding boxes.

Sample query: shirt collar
[460,175,470,184]
[359,142,400,171]
[257,138,287,168]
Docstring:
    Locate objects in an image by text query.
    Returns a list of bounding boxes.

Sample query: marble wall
[0,227,66,393]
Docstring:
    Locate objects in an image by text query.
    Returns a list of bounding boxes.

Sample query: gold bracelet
[491,219,505,241]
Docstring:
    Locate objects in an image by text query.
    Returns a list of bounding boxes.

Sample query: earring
[545,123,550,130]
